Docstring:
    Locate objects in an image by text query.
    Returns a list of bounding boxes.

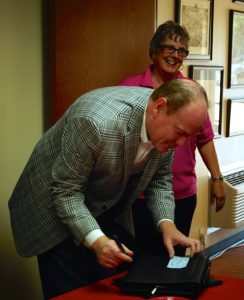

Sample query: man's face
[146,98,207,153]
[152,37,188,76]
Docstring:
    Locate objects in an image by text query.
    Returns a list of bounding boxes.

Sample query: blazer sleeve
[145,149,175,225]
[50,117,102,244]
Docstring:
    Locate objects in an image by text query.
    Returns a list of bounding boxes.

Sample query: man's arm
[145,149,175,222]
[146,150,201,258]
[158,220,201,258]
[51,118,103,242]
[51,117,134,268]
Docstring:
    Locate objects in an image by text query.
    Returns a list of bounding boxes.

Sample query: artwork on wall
[188,65,224,137]
[226,98,244,137]
[232,0,244,4]
[175,0,214,60]
[227,10,244,88]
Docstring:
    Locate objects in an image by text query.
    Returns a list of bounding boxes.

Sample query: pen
[112,235,127,254]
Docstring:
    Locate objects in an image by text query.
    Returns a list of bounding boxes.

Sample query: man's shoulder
[82,85,151,96]
[85,86,153,101]
[68,86,152,120]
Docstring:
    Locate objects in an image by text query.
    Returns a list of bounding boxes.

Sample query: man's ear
[152,97,167,118]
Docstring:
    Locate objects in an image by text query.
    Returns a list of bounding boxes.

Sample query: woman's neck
[152,69,178,88]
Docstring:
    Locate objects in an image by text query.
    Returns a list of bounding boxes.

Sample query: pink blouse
[119,65,214,199]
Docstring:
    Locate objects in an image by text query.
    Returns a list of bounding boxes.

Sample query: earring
[179,65,183,71]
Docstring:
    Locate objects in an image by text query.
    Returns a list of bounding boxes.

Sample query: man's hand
[90,235,134,268]
[159,221,201,258]
[210,180,225,212]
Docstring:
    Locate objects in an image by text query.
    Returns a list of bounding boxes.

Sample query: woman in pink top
[119,21,225,255]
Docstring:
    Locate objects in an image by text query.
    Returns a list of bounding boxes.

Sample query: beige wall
[1,0,244,299]
[0,0,43,299]
[157,0,244,240]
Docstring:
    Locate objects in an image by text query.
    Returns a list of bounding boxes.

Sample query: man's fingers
[98,256,119,268]
[122,245,134,257]
[192,241,201,252]
[166,244,175,259]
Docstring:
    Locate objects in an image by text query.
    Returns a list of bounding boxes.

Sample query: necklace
[152,74,159,88]
[152,73,163,88]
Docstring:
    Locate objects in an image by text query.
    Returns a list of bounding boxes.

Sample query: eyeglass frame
[157,44,189,58]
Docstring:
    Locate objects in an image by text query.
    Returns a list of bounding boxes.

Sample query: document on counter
[167,256,190,269]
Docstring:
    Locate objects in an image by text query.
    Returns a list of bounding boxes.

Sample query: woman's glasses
[157,44,189,58]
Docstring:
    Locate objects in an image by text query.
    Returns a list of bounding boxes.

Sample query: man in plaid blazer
[9,79,208,299]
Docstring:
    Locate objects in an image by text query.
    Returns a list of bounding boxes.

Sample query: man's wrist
[157,219,174,232]
[85,229,105,247]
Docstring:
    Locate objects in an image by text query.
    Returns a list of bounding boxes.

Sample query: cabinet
[44,0,155,127]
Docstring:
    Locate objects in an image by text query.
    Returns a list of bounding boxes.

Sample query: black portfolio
[113,253,221,299]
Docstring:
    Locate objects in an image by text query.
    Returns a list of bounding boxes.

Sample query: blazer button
[101,205,107,210]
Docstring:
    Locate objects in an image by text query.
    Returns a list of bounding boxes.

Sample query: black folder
[113,253,220,299]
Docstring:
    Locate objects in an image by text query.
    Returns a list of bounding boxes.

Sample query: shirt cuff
[157,218,174,230]
[85,229,105,247]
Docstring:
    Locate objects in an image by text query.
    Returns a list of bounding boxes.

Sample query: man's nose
[176,136,187,147]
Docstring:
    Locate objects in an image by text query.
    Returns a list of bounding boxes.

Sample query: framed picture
[227,10,244,88]
[189,65,224,137]
[175,0,214,60]
[226,98,244,137]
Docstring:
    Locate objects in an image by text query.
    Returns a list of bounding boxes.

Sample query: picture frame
[226,98,244,137]
[232,0,244,4]
[188,65,224,137]
[175,0,214,60]
[227,10,244,88]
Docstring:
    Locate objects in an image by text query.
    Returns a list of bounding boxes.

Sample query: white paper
[167,256,190,269]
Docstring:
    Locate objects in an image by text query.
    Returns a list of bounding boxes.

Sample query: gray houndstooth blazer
[8,86,174,257]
